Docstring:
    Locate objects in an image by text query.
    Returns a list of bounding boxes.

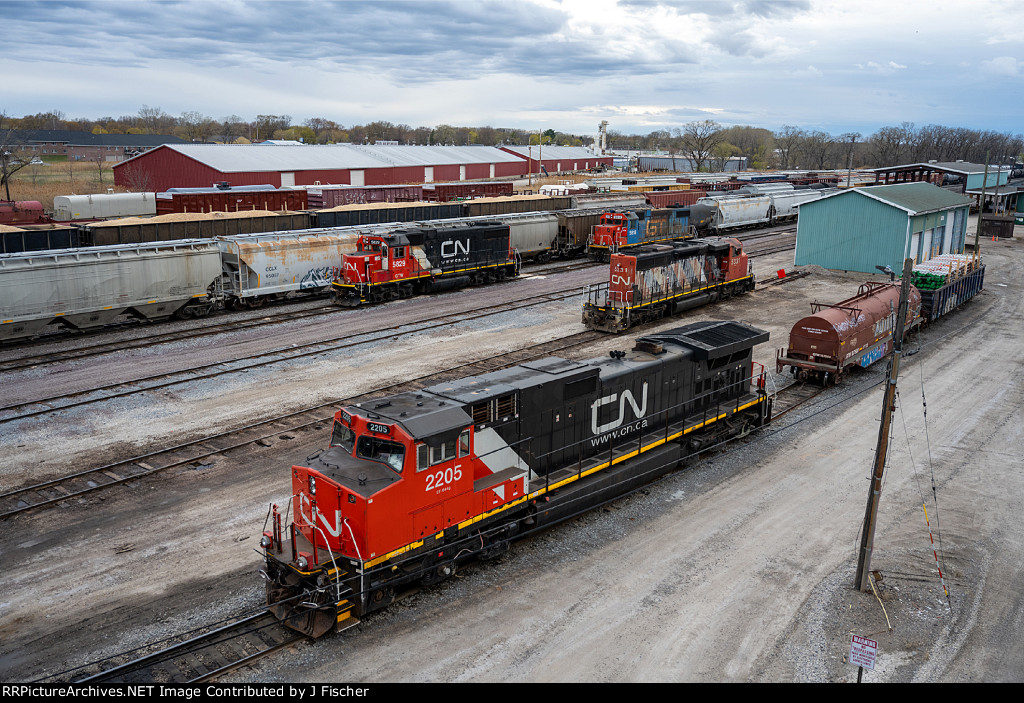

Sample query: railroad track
[0,329,605,520]
[1,234,802,518]
[0,284,594,424]
[0,259,603,372]
[74,612,301,684]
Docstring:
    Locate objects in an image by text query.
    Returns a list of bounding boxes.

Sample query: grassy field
[7,159,125,210]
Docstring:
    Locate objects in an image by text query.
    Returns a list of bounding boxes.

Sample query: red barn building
[500,145,612,176]
[113,144,531,192]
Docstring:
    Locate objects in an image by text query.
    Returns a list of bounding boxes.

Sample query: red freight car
[306,185,424,209]
[0,201,49,226]
[421,181,515,201]
[776,281,922,384]
[643,190,706,209]
[155,189,307,215]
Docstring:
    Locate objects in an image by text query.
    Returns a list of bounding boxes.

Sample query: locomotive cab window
[430,438,458,465]
[392,246,405,258]
[331,421,355,451]
[356,436,405,472]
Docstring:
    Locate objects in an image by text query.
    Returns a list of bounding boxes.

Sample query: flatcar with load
[910,254,985,323]
[582,237,755,333]
[260,320,773,637]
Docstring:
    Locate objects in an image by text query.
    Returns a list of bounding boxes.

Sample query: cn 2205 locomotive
[332,222,520,305]
[261,320,772,637]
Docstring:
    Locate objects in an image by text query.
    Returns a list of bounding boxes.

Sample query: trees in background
[3,107,1021,168]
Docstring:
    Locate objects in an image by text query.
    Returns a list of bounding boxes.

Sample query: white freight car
[0,240,222,341]
[53,192,158,221]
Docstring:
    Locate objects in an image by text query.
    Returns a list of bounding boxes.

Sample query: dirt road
[2,233,1021,683]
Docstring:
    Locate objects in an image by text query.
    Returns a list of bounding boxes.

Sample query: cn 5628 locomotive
[331,222,520,305]
[587,207,700,260]
[260,320,772,637]
[582,238,755,333]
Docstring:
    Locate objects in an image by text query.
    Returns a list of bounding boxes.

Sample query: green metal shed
[795,182,973,273]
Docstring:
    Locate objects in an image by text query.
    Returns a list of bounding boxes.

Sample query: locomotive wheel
[420,562,456,586]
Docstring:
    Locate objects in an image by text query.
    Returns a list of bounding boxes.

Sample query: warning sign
[849,634,877,670]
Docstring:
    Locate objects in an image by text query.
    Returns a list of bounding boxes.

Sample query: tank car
[0,200,49,226]
[776,280,922,384]
[260,320,773,637]
[582,237,754,333]
[587,207,695,260]
[52,192,157,221]
[332,221,519,305]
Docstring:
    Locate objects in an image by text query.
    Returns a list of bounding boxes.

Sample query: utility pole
[975,151,990,255]
[855,257,915,592]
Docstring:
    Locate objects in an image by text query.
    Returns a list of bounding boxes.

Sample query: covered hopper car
[582,237,754,333]
[260,320,773,637]
[0,241,222,341]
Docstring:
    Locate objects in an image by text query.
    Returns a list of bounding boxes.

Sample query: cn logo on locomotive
[441,239,471,258]
[298,492,342,538]
[591,382,649,436]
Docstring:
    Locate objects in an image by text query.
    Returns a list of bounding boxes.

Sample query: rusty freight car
[776,280,922,384]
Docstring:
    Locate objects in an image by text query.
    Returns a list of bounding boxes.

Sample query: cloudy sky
[4,0,1022,137]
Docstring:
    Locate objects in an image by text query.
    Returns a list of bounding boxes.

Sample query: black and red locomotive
[583,237,755,333]
[260,320,773,637]
[331,221,520,305]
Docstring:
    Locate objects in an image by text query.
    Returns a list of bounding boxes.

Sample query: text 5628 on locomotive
[332,222,520,305]
[260,320,772,637]
[583,237,755,333]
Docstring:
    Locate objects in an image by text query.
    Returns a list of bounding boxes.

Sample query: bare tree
[253,115,292,142]
[136,105,175,135]
[119,161,152,192]
[680,120,723,172]
[90,152,107,186]
[869,122,916,166]
[799,130,838,170]
[221,114,245,143]
[1,111,34,200]
[773,125,805,169]
[179,111,216,142]
[711,142,741,171]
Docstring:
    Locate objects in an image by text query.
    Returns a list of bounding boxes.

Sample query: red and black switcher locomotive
[260,320,773,637]
[332,221,520,305]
